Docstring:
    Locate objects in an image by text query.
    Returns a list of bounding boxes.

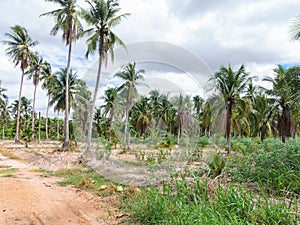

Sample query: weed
[0,168,18,177]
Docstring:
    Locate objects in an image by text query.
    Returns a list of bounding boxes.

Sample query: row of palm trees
[1,0,129,151]
[1,0,300,154]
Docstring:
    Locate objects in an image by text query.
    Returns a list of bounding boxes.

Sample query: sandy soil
[0,142,124,225]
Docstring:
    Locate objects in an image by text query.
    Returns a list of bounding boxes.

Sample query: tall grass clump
[123,177,299,224]
[227,138,300,196]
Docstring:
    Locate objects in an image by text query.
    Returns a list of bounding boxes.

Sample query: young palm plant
[1,25,38,143]
[80,0,130,152]
[41,0,83,148]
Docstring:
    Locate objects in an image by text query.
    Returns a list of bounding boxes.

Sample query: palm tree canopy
[289,15,300,41]
[115,62,145,90]
[80,0,130,60]
[263,65,300,108]
[49,68,79,112]
[101,87,117,116]
[26,53,49,86]
[211,64,250,105]
[0,81,8,106]
[41,0,83,45]
[2,25,39,70]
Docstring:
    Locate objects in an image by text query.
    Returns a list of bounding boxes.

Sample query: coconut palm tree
[81,0,129,152]
[0,82,9,139]
[26,53,48,139]
[210,64,250,154]
[73,79,92,138]
[115,62,145,149]
[1,25,38,143]
[41,0,83,148]
[131,96,152,138]
[263,65,300,143]
[172,94,193,145]
[193,95,204,115]
[49,68,79,114]
[41,62,54,139]
[101,87,117,139]
[0,101,10,140]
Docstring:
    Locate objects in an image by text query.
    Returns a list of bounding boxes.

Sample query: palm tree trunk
[62,41,72,148]
[177,115,181,146]
[281,106,287,143]
[260,126,265,142]
[45,95,50,140]
[87,42,104,152]
[15,70,25,143]
[57,111,60,140]
[226,102,233,155]
[109,107,114,140]
[2,125,5,140]
[124,104,129,147]
[31,84,38,139]
[38,112,41,144]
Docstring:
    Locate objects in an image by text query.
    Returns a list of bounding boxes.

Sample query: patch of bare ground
[0,141,126,225]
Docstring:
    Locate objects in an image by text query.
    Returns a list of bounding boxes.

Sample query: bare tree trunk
[62,41,72,149]
[87,41,104,152]
[38,112,41,144]
[15,70,25,143]
[31,84,38,139]
[45,95,50,140]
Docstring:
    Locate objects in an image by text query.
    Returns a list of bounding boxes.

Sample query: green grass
[122,137,300,224]
[123,177,299,225]
[0,168,18,177]
[226,138,300,196]
[48,166,120,196]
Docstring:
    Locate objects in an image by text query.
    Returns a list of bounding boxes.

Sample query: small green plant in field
[207,154,225,178]
[158,136,176,148]
[197,136,209,148]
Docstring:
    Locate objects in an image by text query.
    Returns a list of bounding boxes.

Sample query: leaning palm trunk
[31,84,38,139]
[62,41,72,149]
[87,44,104,152]
[15,70,25,143]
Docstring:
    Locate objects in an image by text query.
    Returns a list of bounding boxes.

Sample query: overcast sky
[1,0,300,117]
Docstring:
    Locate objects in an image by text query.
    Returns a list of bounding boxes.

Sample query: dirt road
[0,146,122,225]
